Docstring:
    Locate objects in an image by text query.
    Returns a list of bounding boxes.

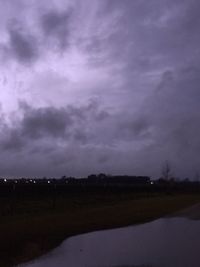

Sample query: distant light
[30,179,32,182]
[150,181,154,185]
[33,181,36,184]
[4,179,7,182]
[15,181,18,183]
[48,181,50,184]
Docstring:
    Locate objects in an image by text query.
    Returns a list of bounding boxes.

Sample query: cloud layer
[0,0,200,178]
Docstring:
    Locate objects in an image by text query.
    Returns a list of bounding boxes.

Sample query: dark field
[0,184,200,267]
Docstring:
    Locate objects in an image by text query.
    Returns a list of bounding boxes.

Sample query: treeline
[0,174,200,198]
[0,174,200,217]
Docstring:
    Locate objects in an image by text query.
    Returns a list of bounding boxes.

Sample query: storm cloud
[40,9,72,49]
[0,0,200,178]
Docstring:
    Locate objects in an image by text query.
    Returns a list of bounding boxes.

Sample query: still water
[21,218,200,267]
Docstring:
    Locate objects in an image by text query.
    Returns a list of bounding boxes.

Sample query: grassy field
[0,192,200,267]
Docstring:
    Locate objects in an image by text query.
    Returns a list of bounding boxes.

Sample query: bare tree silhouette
[161,160,172,180]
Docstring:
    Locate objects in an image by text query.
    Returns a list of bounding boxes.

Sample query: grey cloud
[0,100,112,152]
[117,117,151,141]
[0,4,73,64]
[132,65,200,176]
[21,106,73,139]
[7,23,39,63]
[40,9,72,49]
[0,106,72,152]
[0,100,116,176]
[0,98,149,157]
[1,129,25,151]
[0,0,200,178]
[86,0,200,77]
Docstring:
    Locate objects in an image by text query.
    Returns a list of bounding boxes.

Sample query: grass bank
[0,193,200,267]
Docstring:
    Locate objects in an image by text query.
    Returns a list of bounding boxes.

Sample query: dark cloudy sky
[0,0,200,178]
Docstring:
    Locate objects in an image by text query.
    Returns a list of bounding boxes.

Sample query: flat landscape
[1,189,200,267]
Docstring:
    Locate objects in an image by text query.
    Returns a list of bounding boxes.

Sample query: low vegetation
[0,191,200,267]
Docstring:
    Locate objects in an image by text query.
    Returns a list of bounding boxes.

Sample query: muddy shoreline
[169,203,200,220]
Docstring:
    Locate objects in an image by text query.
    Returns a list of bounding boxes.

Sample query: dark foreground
[0,191,200,267]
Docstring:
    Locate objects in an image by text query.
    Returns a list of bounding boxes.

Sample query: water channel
[21,217,200,267]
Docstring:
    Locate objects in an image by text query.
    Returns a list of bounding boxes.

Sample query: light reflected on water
[21,218,200,267]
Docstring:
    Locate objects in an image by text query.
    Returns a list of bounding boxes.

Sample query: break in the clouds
[0,0,200,178]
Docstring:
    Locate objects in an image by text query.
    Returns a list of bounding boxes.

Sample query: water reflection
[21,218,200,267]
